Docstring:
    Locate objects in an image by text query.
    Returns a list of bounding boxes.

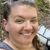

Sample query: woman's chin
[17,38,33,45]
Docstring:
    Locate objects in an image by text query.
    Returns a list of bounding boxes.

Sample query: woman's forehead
[9,5,37,19]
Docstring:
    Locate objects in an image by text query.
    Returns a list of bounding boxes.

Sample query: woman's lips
[19,32,33,37]
[22,33,32,36]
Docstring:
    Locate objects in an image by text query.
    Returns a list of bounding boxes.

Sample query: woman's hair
[2,0,36,20]
[32,35,45,50]
[2,0,44,50]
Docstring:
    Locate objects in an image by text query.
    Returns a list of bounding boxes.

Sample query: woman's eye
[15,19,24,24]
[30,19,38,23]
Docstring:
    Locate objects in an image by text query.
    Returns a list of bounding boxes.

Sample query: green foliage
[36,0,50,13]
[36,0,50,25]
[36,0,43,5]
[0,0,6,41]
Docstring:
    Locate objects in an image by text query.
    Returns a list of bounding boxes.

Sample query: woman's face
[4,5,38,45]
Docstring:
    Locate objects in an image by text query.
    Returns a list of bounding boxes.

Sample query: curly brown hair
[32,35,45,50]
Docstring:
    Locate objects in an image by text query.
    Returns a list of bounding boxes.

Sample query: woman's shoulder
[0,41,13,50]
[0,41,5,50]
[0,41,4,48]
[0,49,5,50]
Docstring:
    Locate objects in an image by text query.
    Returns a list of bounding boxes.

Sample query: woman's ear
[2,19,8,32]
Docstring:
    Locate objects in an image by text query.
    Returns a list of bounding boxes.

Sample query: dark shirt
[46,45,50,50]
[0,41,13,50]
[48,46,50,50]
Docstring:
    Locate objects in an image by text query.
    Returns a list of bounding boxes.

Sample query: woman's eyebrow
[31,17,37,19]
[15,15,25,19]
[15,15,37,19]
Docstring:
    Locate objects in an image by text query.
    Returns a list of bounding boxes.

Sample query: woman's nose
[24,21,33,31]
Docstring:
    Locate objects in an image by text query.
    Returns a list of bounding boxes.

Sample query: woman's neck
[3,38,36,50]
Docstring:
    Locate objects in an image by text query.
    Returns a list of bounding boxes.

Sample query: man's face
[4,5,38,45]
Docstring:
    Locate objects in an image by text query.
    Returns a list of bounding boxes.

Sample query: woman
[0,0,45,50]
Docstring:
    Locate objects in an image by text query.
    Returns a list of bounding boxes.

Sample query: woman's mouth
[19,32,33,37]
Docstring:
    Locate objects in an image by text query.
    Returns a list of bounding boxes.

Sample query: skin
[3,5,38,50]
